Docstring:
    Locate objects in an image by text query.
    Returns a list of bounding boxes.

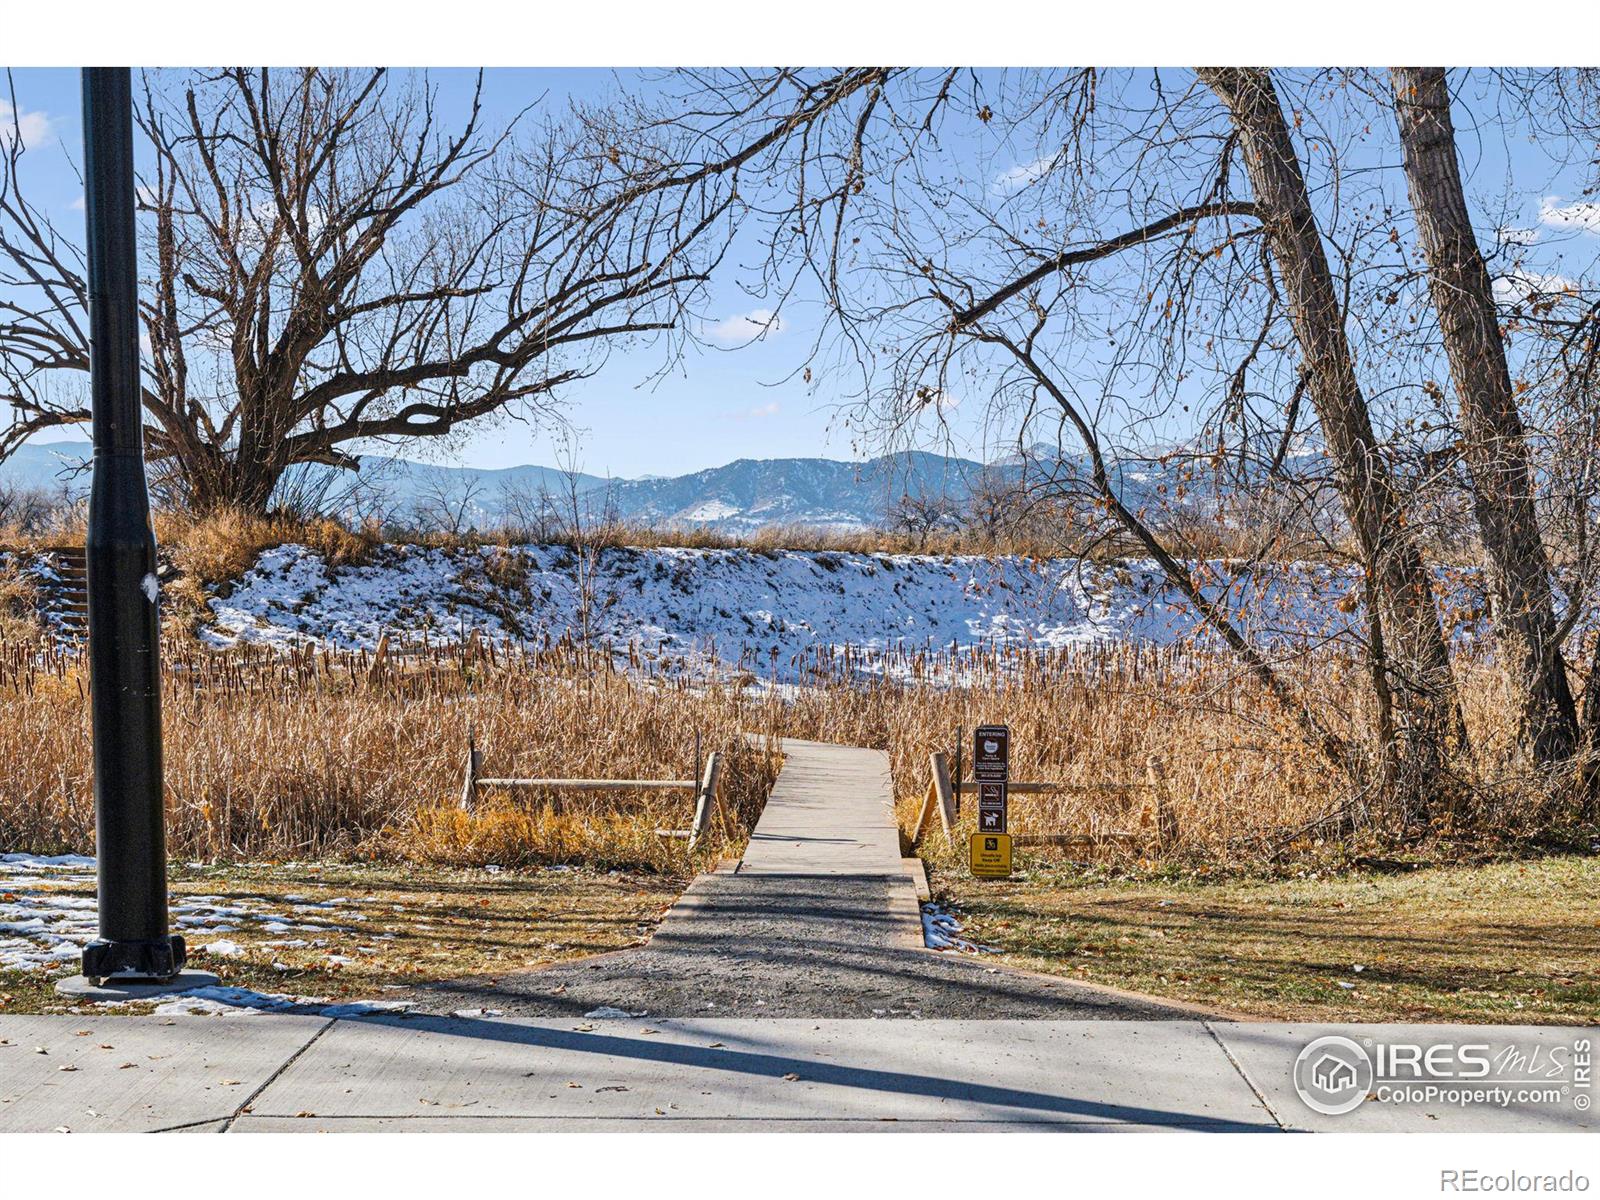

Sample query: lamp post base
[55,969,222,1002]
[80,934,188,983]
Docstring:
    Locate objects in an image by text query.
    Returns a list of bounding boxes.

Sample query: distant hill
[2,441,1002,531]
[1,442,94,494]
[1,437,1268,532]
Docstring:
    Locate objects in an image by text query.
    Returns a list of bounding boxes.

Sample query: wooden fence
[910,750,1177,852]
[460,734,724,850]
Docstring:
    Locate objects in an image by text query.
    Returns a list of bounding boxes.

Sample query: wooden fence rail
[460,737,723,851]
[911,751,1177,852]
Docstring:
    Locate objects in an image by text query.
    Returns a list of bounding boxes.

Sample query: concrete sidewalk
[1,1014,1591,1132]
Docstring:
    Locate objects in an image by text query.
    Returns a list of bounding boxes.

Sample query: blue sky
[4,68,1597,480]
[2,67,894,478]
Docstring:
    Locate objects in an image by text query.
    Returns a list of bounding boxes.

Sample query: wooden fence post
[689,751,722,850]
[930,751,957,843]
[459,730,482,811]
[911,777,938,846]
[1146,755,1178,849]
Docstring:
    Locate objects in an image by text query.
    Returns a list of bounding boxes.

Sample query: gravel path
[410,741,1194,1021]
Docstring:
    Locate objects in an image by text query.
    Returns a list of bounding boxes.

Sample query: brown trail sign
[970,724,1011,878]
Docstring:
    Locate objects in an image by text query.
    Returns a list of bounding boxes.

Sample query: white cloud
[0,100,54,152]
[1538,196,1600,236]
[719,400,781,421]
[705,308,784,345]
[991,155,1055,195]
[1492,267,1577,305]
[69,195,85,212]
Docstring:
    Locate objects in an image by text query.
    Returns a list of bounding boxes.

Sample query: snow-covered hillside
[200,543,1417,680]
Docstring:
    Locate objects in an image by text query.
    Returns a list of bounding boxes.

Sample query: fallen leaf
[782,1073,800,1082]
[57,1065,78,1072]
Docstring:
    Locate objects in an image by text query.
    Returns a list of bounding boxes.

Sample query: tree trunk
[1390,66,1579,770]
[1198,67,1465,823]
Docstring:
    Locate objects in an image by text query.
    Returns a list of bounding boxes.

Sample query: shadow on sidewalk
[338,1010,1279,1130]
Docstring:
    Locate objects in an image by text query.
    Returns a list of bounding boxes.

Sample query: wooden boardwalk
[739,739,903,877]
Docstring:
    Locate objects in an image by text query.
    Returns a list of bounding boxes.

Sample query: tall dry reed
[0,635,1583,873]
[0,638,780,871]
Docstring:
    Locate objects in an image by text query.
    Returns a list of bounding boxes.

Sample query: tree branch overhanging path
[0,66,885,511]
[683,65,1600,826]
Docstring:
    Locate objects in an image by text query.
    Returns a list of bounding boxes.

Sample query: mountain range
[1,440,1024,531]
[2,430,1307,532]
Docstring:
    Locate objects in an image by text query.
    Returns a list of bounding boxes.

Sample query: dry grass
[765,644,1593,868]
[0,860,682,1015]
[930,856,1600,1024]
[377,515,1329,563]
[0,639,782,871]
[1,633,1591,874]
[0,558,42,643]
[155,506,376,585]
[0,632,1591,876]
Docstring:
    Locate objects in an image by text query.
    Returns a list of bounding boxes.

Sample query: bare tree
[2,67,882,512]
[1389,66,1579,768]
[409,467,489,539]
[498,475,564,542]
[1196,68,1467,812]
[679,66,1575,822]
[887,485,956,549]
[0,481,58,536]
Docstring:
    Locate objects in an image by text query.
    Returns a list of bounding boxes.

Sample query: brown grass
[0,639,781,871]
[0,558,42,643]
[931,855,1600,1024]
[155,506,376,585]
[768,643,1592,869]
[2,630,1588,876]
[0,860,682,1015]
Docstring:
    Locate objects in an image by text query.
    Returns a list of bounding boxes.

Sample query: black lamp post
[73,67,186,986]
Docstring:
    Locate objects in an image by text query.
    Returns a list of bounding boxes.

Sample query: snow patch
[0,856,369,974]
[195,542,1439,683]
[921,902,997,954]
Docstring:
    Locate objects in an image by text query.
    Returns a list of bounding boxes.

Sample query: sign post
[969,724,1012,879]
